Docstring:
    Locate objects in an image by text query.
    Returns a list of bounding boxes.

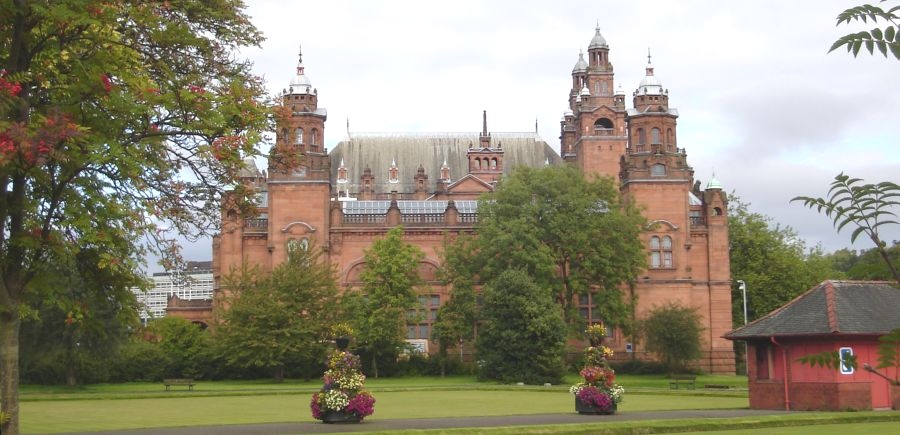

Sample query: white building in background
[132,261,213,322]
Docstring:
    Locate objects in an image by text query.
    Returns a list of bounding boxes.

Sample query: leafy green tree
[146,316,210,379]
[476,269,566,384]
[829,1,900,59]
[641,302,703,372]
[216,244,340,382]
[792,173,900,283]
[0,2,268,432]
[346,227,425,378]
[19,248,142,386]
[729,195,836,322]
[476,165,646,330]
[845,243,900,280]
[432,234,480,375]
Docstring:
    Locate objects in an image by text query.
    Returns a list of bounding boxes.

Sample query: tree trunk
[273,365,284,383]
[1,312,21,435]
[372,352,379,378]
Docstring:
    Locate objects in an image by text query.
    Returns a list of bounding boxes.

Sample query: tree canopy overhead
[476,165,646,329]
[1,2,270,432]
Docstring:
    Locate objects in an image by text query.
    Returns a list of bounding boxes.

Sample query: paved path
[71,409,790,434]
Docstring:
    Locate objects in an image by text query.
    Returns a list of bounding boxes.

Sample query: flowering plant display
[311,350,376,421]
[330,322,354,338]
[571,324,623,414]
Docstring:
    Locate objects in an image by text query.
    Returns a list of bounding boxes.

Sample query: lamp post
[736,280,748,325]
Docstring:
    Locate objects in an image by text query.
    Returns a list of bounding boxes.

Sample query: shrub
[641,302,704,372]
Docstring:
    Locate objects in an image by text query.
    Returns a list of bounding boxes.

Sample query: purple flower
[346,391,376,418]
[576,386,613,411]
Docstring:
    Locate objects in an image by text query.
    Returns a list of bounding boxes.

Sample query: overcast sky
[175,0,899,265]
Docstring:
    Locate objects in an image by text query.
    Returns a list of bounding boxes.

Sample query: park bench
[668,374,696,390]
[703,384,731,389]
[163,378,195,391]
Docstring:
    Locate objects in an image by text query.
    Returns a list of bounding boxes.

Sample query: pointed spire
[535,117,539,134]
[482,110,488,136]
[287,43,312,94]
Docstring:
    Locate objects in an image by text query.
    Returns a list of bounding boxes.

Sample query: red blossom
[101,74,112,93]
[188,84,205,94]
[0,70,22,97]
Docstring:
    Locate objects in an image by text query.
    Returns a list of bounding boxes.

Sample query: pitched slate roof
[328,132,561,194]
[725,280,900,340]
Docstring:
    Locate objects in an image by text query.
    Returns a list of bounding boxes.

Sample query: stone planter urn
[322,410,362,424]
[335,337,350,351]
[575,397,617,415]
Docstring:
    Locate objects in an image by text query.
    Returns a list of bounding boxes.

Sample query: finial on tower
[298,45,303,64]
[647,47,652,65]
[482,110,488,136]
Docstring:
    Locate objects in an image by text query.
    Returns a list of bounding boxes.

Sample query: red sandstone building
[212,28,735,373]
[726,281,900,410]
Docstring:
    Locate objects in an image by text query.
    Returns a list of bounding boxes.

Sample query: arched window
[649,235,673,268]
[651,164,666,176]
[594,118,613,129]
[637,128,645,145]
[651,128,661,144]
[491,158,497,169]
[601,81,608,95]
[311,128,319,145]
[294,127,303,144]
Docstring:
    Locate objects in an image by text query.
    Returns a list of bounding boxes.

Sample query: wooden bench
[164,378,195,391]
[668,375,696,390]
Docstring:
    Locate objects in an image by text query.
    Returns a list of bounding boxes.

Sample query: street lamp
[736,280,748,325]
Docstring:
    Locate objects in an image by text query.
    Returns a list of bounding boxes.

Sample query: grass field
[15,374,899,434]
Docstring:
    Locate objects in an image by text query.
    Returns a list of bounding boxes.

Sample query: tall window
[650,235,673,268]
[637,128,646,145]
[651,128,661,144]
[756,344,770,380]
[407,294,440,339]
[311,128,319,145]
[294,127,304,144]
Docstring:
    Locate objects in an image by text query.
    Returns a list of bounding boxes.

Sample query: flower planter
[322,410,361,424]
[575,397,616,415]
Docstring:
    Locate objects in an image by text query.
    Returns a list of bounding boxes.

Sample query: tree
[476,165,646,331]
[729,195,836,322]
[476,269,566,384]
[829,1,900,59]
[19,247,141,386]
[215,244,340,382]
[792,173,900,283]
[432,234,480,375]
[146,316,210,380]
[0,2,268,432]
[347,227,425,378]
[641,302,703,372]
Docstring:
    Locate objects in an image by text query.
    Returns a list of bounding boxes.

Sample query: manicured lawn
[21,390,748,433]
[686,421,900,434]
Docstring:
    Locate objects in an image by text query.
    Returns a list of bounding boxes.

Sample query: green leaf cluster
[432,234,479,358]
[346,227,425,378]
[476,165,646,330]
[215,244,341,382]
[640,302,704,372]
[792,173,900,283]
[476,269,566,384]
[829,2,900,59]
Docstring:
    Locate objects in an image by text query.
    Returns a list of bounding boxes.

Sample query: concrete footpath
[71,409,791,434]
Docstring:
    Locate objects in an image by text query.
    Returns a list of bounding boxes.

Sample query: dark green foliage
[829,2,900,59]
[876,329,900,383]
[476,269,566,384]
[432,234,480,374]
[792,173,900,283]
[796,350,857,371]
[346,227,425,378]
[828,243,900,281]
[476,165,646,330]
[641,302,704,372]
[609,359,671,375]
[215,244,340,382]
[729,195,836,323]
[147,317,211,379]
[107,340,170,382]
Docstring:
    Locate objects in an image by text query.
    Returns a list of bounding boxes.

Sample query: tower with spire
[560,26,628,179]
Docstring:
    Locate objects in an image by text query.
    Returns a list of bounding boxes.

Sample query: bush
[476,269,566,384]
[609,359,671,375]
[108,340,170,382]
[641,302,704,372]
